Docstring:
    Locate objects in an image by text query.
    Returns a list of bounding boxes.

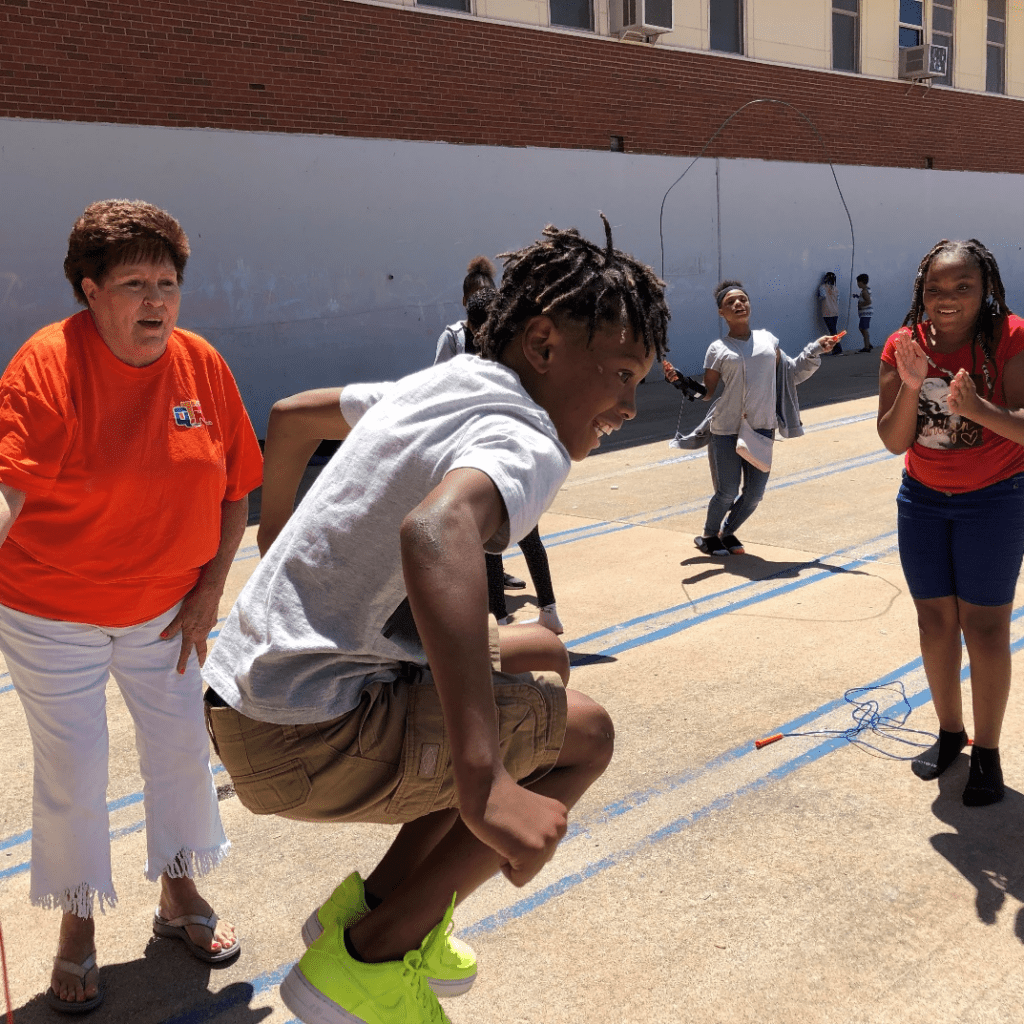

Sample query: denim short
[858,315,872,331]
[897,471,1024,606]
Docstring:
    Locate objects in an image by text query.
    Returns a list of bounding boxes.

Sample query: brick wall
[0,0,1018,173]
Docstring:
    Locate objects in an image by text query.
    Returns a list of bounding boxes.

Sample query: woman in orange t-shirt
[879,239,1024,810]
[0,201,263,1012]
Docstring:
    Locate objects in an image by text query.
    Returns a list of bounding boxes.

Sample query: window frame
[831,0,860,73]
[898,0,924,49]
[416,0,471,11]
[987,0,1006,94]
[548,0,593,30]
[709,0,744,55]
[931,0,954,87]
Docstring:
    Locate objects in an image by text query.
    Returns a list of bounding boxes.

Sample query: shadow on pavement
[930,768,1024,939]
[680,553,873,586]
[11,942,272,1024]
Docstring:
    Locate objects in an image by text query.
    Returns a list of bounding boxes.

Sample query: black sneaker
[720,534,745,554]
[503,572,526,590]
[694,535,730,557]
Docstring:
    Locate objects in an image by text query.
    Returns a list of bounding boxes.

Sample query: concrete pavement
[4,350,1024,1024]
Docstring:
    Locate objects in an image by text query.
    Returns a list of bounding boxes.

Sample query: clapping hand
[948,368,981,419]
[891,328,928,390]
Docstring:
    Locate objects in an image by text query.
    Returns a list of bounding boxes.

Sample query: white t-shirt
[704,330,780,434]
[205,355,571,724]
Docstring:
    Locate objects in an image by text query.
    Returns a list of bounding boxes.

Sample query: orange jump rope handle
[755,734,784,749]
[833,331,847,340]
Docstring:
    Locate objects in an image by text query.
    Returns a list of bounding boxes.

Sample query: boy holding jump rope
[202,220,669,1024]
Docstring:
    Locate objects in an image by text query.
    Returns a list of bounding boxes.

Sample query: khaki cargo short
[205,626,567,825]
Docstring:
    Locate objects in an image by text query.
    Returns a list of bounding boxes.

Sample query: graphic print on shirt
[916,377,983,450]
[172,399,212,429]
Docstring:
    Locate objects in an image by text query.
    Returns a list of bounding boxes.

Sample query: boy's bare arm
[401,467,568,886]
[257,388,350,555]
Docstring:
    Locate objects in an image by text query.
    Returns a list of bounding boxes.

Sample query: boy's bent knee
[556,689,614,771]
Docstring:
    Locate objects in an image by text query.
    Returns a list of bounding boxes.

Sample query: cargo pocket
[385,683,454,820]
[232,759,312,815]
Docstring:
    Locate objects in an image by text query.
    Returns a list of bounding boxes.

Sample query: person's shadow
[11,940,274,1023]
[930,763,1024,939]
[681,552,874,587]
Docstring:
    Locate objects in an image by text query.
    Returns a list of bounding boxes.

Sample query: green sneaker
[302,872,369,947]
[302,874,476,998]
[281,896,461,1024]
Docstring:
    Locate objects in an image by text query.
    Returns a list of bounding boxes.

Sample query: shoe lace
[400,948,449,1023]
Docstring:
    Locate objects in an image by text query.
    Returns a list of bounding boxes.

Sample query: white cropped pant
[0,601,228,917]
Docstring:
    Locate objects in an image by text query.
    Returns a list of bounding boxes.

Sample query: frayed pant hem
[33,883,118,918]
[146,841,231,883]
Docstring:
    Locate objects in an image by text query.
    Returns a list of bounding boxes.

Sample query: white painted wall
[3,116,1024,433]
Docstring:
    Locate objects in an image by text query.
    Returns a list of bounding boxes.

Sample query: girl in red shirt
[879,239,1024,807]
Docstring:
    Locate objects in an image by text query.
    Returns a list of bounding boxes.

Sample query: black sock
[344,929,367,963]
[963,745,1005,806]
[912,728,968,780]
[364,891,383,910]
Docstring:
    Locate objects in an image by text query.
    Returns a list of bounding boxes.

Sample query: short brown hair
[64,199,190,305]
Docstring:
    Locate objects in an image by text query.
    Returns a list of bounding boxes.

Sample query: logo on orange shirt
[173,400,212,429]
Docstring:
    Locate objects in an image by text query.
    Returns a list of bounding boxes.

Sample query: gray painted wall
[3,116,1023,434]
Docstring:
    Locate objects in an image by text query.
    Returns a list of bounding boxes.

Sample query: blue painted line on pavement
[146,622,993,1024]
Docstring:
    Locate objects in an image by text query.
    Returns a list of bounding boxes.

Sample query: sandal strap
[157,911,218,932]
[53,953,97,979]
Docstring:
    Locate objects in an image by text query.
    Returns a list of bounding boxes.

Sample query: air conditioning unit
[610,0,672,40]
[899,43,948,80]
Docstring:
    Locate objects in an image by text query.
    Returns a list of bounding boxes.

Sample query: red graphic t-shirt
[881,315,1024,494]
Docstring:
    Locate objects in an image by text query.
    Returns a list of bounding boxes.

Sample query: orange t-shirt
[0,311,264,626]
[880,315,1024,494]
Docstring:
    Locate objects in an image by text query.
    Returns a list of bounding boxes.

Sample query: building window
[832,0,859,72]
[709,0,743,54]
[987,0,1006,94]
[550,0,592,29]
[898,0,923,48]
[931,0,953,85]
[418,0,470,9]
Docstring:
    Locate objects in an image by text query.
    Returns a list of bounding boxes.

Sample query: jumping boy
[202,220,670,1024]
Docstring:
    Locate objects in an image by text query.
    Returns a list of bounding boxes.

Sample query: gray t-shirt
[205,355,571,725]
[434,321,467,364]
[704,329,780,434]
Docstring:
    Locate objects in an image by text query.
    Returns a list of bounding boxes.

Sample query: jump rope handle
[755,734,784,749]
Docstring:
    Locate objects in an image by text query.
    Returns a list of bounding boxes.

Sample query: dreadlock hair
[714,280,747,307]
[903,239,1012,396]
[475,216,670,362]
[463,256,497,301]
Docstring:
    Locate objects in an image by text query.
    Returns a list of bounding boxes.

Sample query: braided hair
[476,216,670,362]
[903,239,1012,395]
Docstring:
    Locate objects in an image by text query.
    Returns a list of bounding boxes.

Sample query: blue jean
[897,471,1024,606]
[704,432,772,537]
